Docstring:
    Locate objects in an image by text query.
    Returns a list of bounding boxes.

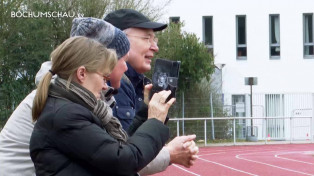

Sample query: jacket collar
[125,63,144,88]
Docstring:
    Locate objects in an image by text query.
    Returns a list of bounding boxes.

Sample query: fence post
[204,120,207,146]
[265,117,267,144]
[210,93,215,140]
[310,93,314,143]
[177,120,180,137]
[290,117,293,143]
[182,92,185,135]
[233,117,236,145]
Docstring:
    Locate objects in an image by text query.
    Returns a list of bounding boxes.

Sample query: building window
[169,16,180,24]
[203,16,213,55]
[304,13,314,58]
[236,15,247,60]
[270,15,280,59]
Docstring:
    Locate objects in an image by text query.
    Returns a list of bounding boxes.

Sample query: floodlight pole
[245,77,257,137]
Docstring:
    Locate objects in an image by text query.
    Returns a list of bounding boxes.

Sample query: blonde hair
[32,36,117,121]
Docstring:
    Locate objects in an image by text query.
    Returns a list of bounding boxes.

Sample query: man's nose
[150,42,159,52]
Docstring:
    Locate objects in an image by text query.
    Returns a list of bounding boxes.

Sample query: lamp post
[245,77,257,137]
[213,63,225,140]
[214,63,226,93]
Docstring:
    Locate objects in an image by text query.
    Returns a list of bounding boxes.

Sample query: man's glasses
[96,72,111,82]
[126,34,158,45]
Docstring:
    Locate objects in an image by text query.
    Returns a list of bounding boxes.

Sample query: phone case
[150,58,181,101]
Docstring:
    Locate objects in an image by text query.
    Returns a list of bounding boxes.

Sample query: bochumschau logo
[11,11,84,18]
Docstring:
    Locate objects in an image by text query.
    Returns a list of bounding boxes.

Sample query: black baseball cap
[104,9,167,31]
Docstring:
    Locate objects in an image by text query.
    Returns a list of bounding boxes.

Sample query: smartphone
[150,58,181,102]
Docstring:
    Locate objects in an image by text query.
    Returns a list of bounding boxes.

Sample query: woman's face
[83,71,109,99]
[109,52,129,88]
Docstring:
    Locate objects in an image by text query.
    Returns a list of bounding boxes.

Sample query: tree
[154,22,214,91]
[0,0,171,127]
[153,22,231,141]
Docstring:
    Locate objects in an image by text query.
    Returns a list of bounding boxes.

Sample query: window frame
[269,14,281,59]
[236,15,247,60]
[303,13,314,59]
[202,16,214,55]
[169,16,180,24]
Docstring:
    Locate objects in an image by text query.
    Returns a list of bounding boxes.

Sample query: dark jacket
[112,75,137,130]
[30,96,169,176]
[113,63,151,130]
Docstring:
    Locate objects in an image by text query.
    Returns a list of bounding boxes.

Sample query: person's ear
[76,66,87,83]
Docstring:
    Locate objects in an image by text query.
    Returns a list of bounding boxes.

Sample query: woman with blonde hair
[30,36,175,176]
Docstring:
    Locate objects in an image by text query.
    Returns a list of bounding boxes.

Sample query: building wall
[161,0,314,94]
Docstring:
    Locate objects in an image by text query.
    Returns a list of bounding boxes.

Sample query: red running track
[152,144,314,176]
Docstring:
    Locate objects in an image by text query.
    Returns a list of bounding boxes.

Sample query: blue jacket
[113,63,151,130]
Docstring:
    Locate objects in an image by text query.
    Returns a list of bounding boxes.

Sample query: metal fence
[164,93,314,146]
[1,91,314,145]
[166,116,313,146]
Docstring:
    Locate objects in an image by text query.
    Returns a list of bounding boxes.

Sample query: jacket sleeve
[138,147,170,175]
[127,102,148,136]
[52,103,169,175]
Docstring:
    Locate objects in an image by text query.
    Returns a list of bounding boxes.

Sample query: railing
[168,116,313,146]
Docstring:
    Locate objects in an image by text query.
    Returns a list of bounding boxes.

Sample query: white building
[161,0,314,140]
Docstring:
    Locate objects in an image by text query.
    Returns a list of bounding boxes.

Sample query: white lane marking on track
[236,152,314,176]
[275,151,314,165]
[201,147,287,155]
[198,152,226,157]
[197,157,258,176]
[172,164,201,176]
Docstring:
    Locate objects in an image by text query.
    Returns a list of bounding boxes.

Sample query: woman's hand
[148,90,175,123]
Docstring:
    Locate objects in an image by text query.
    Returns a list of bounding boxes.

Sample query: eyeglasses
[96,72,111,82]
[126,34,158,45]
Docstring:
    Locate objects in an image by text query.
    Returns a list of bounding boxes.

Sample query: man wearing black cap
[104,9,198,174]
[104,9,166,127]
